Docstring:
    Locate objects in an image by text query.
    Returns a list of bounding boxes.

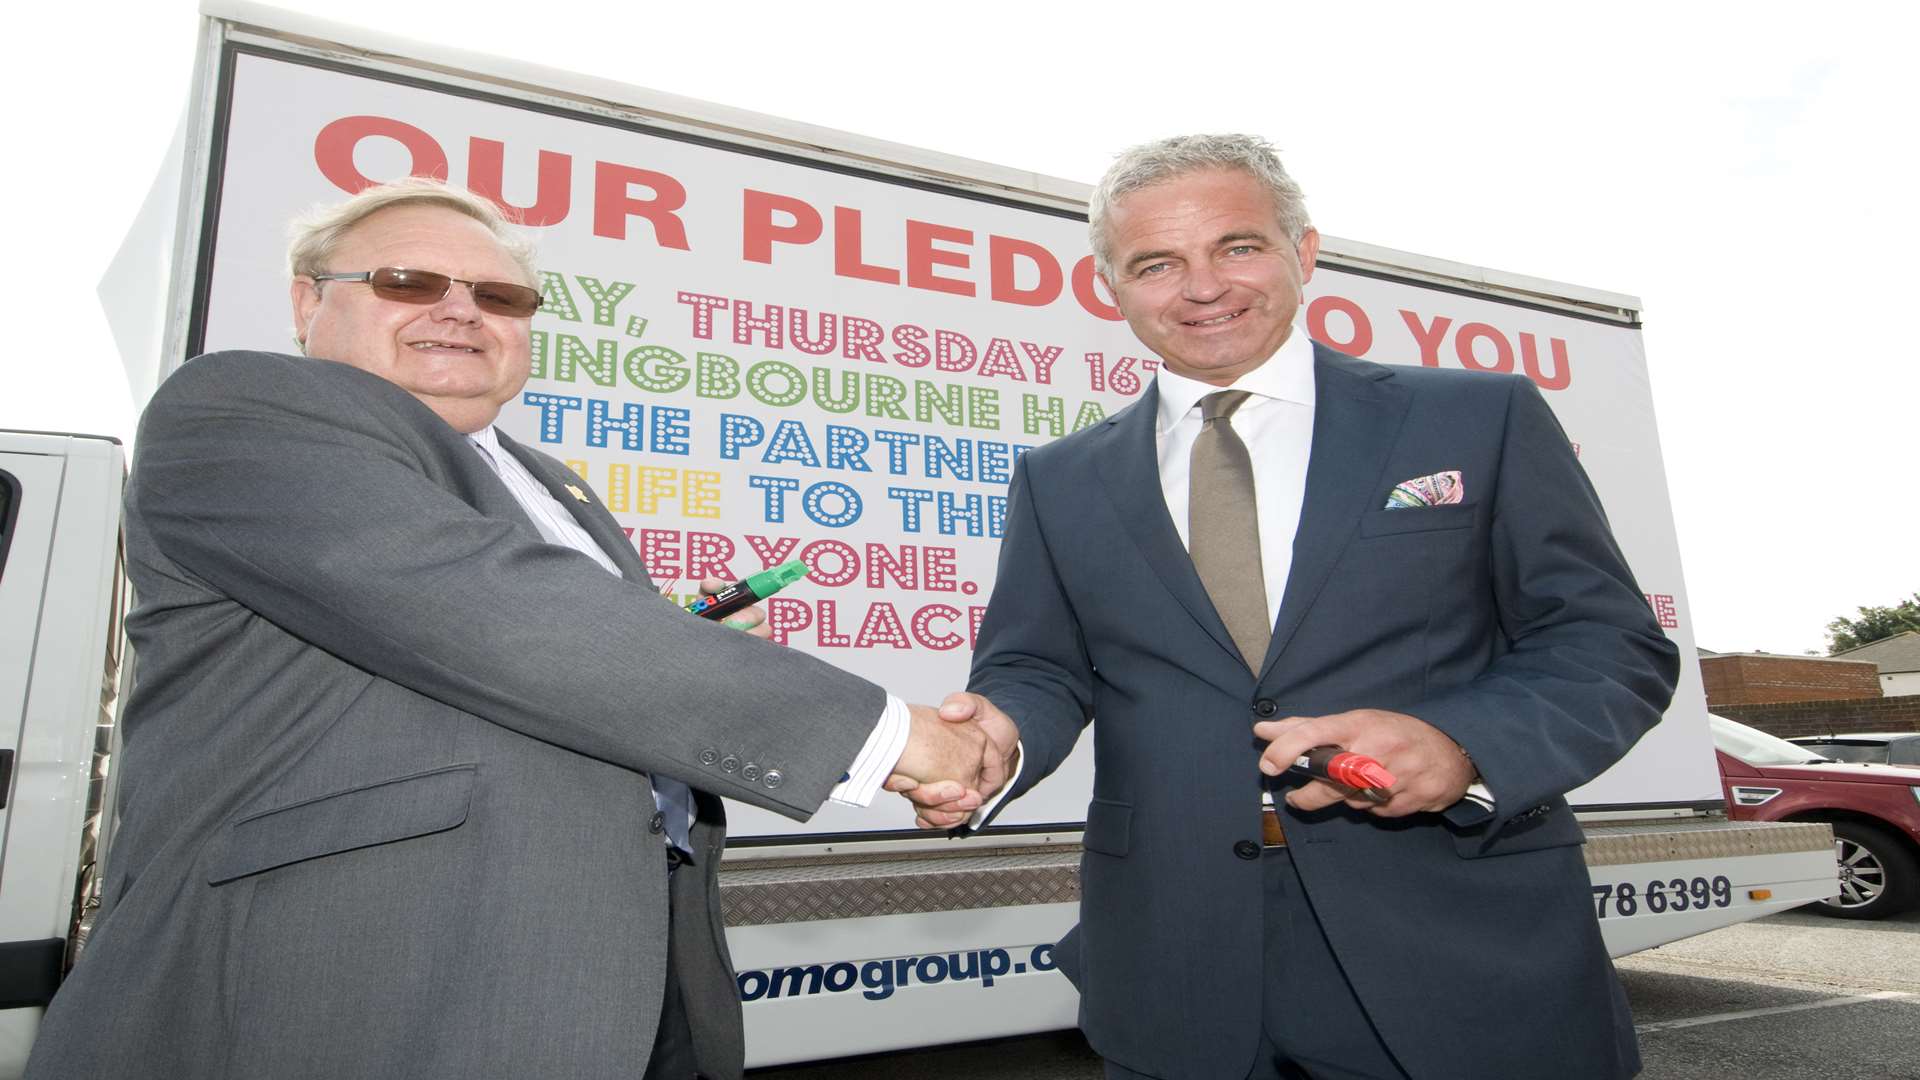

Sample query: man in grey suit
[27,178,997,1080]
[898,136,1680,1078]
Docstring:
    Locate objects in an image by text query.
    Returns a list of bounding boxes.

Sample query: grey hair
[286,176,539,284]
[1087,134,1311,280]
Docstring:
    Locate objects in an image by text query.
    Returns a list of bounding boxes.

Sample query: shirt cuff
[961,742,1025,828]
[829,694,911,807]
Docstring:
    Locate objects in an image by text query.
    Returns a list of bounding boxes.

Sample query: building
[1698,650,1882,707]
[1831,630,1920,697]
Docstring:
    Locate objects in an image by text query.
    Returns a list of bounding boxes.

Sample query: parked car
[1786,732,1920,767]
[1709,714,1920,919]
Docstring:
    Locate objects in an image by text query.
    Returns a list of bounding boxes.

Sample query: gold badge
[563,483,589,503]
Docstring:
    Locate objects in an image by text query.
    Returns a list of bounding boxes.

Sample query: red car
[1710,714,1920,920]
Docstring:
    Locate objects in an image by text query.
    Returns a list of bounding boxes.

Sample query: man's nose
[1182,261,1227,303]
[430,282,484,323]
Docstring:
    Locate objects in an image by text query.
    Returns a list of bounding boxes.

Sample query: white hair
[287,176,538,284]
[1088,134,1310,280]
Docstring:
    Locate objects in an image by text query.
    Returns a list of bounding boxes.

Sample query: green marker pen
[685,560,809,621]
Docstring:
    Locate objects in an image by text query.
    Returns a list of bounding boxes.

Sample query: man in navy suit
[895,135,1680,1079]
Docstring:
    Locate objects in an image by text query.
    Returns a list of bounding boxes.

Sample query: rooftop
[1831,630,1920,674]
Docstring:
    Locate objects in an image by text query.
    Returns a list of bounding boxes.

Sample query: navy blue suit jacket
[969,344,1679,1080]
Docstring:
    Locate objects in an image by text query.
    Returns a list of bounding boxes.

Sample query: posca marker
[686,560,809,621]
[1289,746,1396,804]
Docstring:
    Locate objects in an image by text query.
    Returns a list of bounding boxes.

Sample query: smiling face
[1099,167,1320,387]
[290,204,535,432]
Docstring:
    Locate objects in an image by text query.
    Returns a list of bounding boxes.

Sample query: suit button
[1234,840,1261,860]
[648,811,665,835]
[720,755,740,773]
[698,748,720,766]
[1253,699,1279,718]
[741,762,762,782]
[763,769,784,789]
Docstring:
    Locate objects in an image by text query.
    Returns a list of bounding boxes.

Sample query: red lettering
[854,602,912,649]
[833,207,901,284]
[636,528,683,580]
[684,532,737,582]
[799,539,861,587]
[1072,256,1123,321]
[842,317,885,363]
[1520,332,1572,390]
[741,190,819,263]
[923,549,957,591]
[867,544,919,589]
[1400,310,1451,367]
[314,115,449,193]
[1307,295,1373,356]
[1455,322,1514,373]
[814,600,851,647]
[906,220,975,296]
[467,138,570,226]
[911,604,965,651]
[765,597,812,646]
[745,534,801,569]
[934,330,976,373]
[593,164,689,248]
[989,235,1063,307]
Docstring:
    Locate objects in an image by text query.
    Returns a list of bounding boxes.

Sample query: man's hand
[696,576,772,640]
[887,704,990,818]
[1253,708,1475,818]
[885,692,1021,829]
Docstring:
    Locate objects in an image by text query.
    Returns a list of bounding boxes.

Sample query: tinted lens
[367,267,453,303]
[470,281,543,318]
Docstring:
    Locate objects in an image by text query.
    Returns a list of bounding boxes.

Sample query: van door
[0,433,126,1076]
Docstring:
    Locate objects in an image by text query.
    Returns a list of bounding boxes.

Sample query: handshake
[884,693,1020,830]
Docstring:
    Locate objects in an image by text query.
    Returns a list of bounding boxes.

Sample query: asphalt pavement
[748,905,1920,1079]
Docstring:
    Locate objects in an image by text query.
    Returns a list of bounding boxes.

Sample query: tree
[1827,593,1920,654]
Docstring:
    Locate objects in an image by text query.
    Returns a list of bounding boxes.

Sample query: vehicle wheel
[1813,821,1920,920]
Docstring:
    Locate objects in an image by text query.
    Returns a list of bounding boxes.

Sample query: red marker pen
[1289,746,1396,804]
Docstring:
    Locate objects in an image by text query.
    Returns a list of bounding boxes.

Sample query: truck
[0,1,1841,1071]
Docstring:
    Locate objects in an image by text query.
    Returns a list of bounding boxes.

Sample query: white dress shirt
[1154,321,1318,626]
[464,426,907,852]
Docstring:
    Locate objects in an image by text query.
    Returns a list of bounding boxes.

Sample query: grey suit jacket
[26,351,884,1079]
[970,345,1680,1080]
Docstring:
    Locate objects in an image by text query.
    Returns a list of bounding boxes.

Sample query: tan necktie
[1190,390,1269,669]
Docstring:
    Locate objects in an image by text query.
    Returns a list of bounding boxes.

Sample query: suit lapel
[494,431,655,588]
[1258,344,1411,680]
[1093,386,1243,665]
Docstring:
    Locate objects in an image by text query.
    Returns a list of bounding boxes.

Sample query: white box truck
[0,2,1839,1071]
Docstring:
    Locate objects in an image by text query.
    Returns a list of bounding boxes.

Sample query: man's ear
[290,277,322,350]
[1296,228,1322,285]
[1095,270,1128,320]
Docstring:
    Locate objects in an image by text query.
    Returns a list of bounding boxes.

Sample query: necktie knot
[1201,389,1254,424]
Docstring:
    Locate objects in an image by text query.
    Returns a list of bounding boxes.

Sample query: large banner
[198,48,1718,835]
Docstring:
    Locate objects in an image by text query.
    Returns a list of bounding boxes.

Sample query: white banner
[199,50,1718,836]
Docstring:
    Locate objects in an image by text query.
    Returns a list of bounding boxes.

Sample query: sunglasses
[308,266,543,318]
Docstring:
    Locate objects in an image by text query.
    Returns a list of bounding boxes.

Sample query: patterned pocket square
[1384,470,1464,509]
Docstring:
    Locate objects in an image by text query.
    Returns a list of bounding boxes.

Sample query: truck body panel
[1,4,1836,1070]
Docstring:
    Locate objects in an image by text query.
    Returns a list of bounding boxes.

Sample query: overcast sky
[4,0,1914,657]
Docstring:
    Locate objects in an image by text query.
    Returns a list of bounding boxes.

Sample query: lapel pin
[563,483,590,503]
